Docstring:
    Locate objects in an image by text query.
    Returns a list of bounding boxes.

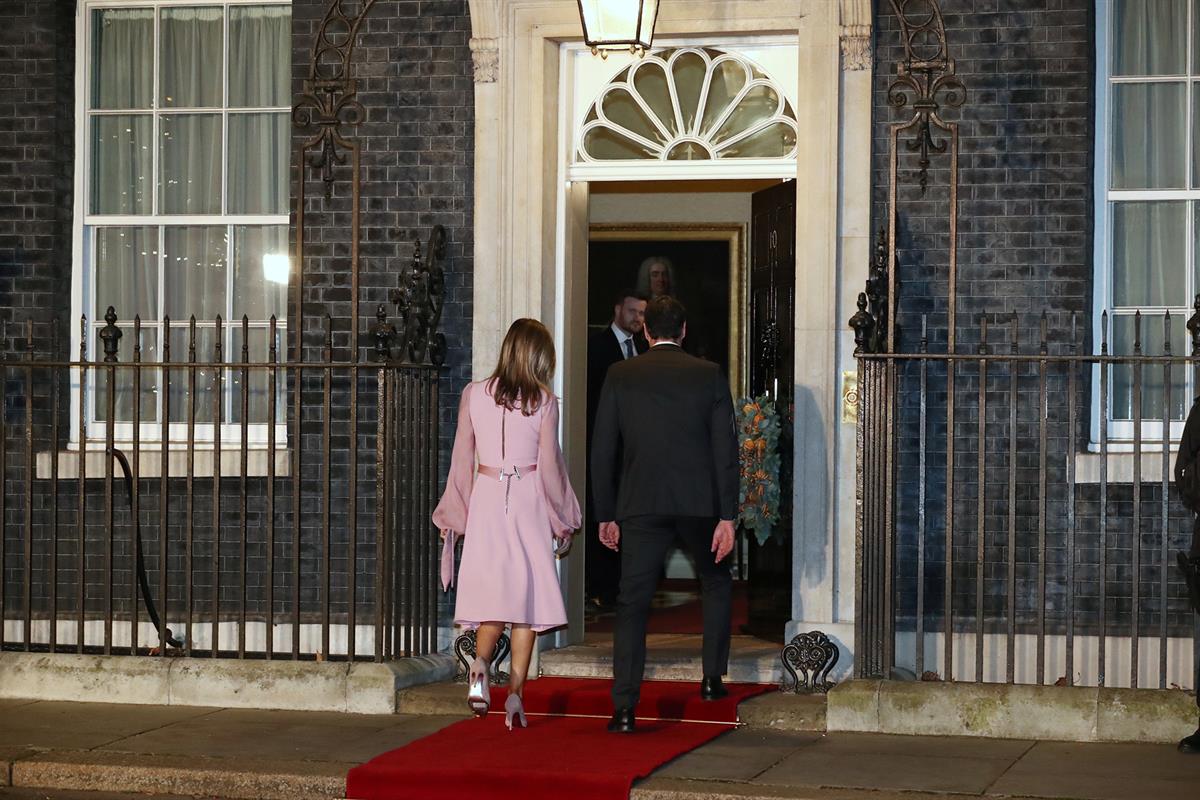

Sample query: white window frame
[1092,0,1195,448]
[70,0,292,449]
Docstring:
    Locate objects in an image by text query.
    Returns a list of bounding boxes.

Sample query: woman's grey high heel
[467,656,491,716]
[504,693,527,730]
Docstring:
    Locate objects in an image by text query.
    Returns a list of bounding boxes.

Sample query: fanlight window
[578,48,798,162]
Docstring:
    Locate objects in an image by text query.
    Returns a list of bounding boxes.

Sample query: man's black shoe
[1178,728,1200,753]
[607,707,635,733]
[700,676,728,701]
[1176,552,1200,614]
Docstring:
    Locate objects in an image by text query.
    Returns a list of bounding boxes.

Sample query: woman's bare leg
[508,624,535,697]
[474,621,505,664]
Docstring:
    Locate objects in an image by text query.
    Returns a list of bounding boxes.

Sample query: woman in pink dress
[433,318,581,730]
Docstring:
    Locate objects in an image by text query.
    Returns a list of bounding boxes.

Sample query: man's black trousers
[611,515,733,710]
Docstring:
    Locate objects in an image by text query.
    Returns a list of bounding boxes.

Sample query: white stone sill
[1074,449,1177,485]
[36,447,291,480]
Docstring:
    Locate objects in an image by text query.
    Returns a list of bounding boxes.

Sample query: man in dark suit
[585,288,648,610]
[590,295,739,733]
[1173,396,1200,753]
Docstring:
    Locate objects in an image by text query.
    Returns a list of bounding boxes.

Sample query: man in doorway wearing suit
[585,288,649,610]
[590,295,739,733]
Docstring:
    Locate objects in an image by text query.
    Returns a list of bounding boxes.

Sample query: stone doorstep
[828,679,1199,744]
[0,651,456,714]
[395,679,828,732]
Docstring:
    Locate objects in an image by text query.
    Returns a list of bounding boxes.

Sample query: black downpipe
[110,448,182,650]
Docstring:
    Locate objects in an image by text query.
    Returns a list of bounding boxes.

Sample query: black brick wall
[0,0,74,356]
[873,0,1196,648]
[1,0,474,646]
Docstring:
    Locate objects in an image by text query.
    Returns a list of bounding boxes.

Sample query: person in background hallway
[1173,396,1200,753]
[586,288,648,610]
[433,319,581,731]
[590,295,739,733]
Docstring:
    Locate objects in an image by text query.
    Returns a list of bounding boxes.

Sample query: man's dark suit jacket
[590,343,739,523]
[586,326,647,447]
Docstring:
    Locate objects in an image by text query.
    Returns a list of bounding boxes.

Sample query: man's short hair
[644,295,687,340]
[613,287,649,307]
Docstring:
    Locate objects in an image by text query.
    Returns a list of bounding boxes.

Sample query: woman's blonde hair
[489,318,555,415]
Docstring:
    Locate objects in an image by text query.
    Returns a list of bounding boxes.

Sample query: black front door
[744,180,796,640]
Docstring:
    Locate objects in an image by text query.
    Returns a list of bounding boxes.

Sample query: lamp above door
[577,0,660,56]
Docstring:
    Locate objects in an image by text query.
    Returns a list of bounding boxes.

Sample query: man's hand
[711,519,735,563]
[599,521,621,551]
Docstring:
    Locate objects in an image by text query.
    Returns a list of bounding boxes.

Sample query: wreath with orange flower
[736,395,781,545]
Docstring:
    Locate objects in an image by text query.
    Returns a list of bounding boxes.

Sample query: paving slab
[10,751,349,800]
[0,702,216,751]
[753,732,1025,795]
[99,707,459,763]
[633,778,1049,799]
[989,740,1200,800]
[656,729,821,782]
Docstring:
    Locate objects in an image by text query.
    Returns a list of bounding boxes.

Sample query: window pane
[233,226,288,321]
[671,52,706,133]
[168,326,217,423]
[1111,313,1187,421]
[582,126,657,159]
[1110,83,1186,189]
[227,113,289,214]
[229,5,291,108]
[91,9,153,109]
[160,6,223,108]
[713,85,780,145]
[91,115,152,214]
[700,60,748,137]
[95,227,159,321]
[718,121,796,158]
[631,62,676,136]
[94,327,159,423]
[229,327,286,424]
[600,88,665,145]
[1111,201,1186,306]
[1112,0,1186,76]
[163,226,228,321]
[160,114,222,214]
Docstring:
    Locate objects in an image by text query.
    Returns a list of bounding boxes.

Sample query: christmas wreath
[736,395,781,545]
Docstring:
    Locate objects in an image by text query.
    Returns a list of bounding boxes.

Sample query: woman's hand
[553,531,573,557]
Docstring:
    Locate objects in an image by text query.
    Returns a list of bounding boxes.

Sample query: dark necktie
[623,338,634,359]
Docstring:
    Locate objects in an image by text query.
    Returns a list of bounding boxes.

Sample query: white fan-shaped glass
[578,47,798,162]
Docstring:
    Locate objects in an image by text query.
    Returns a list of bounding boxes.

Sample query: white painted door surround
[466,0,873,673]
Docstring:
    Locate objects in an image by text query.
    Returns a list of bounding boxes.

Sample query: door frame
[466,0,872,667]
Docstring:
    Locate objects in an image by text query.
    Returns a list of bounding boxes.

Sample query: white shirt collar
[610,322,635,350]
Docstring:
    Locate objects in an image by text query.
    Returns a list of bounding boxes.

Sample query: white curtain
[1112,0,1187,76]
[228,113,288,214]
[229,5,291,108]
[1112,201,1186,307]
[91,8,153,109]
[160,7,223,108]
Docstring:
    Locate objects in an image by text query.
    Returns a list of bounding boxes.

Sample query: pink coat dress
[432,380,581,632]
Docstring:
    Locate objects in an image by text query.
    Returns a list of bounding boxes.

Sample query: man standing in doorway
[590,295,739,733]
[585,289,649,610]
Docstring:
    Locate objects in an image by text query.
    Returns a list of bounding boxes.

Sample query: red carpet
[345,677,773,800]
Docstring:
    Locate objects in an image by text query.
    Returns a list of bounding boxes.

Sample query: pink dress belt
[477,463,537,513]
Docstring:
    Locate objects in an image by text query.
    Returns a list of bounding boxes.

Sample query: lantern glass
[578,0,660,52]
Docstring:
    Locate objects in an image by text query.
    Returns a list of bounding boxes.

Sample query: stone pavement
[1,695,1197,799]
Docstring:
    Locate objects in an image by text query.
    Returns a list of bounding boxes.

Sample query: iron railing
[854,299,1200,690]
[0,308,441,662]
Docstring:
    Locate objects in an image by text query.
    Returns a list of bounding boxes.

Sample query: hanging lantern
[577,0,660,57]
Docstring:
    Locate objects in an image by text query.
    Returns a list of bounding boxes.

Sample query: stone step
[539,634,786,684]
[395,679,827,732]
